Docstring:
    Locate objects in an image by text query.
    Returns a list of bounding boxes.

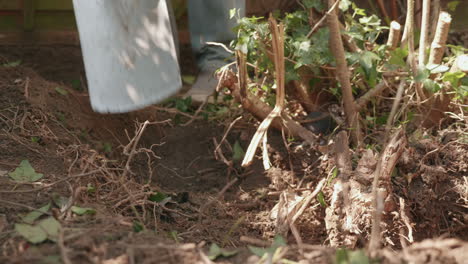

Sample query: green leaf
[339,0,351,11]
[15,223,47,244]
[149,192,168,203]
[37,217,60,242]
[447,1,460,12]
[52,194,69,209]
[232,140,245,161]
[426,64,449,74]
[8,160,44,182]
[248,235,286,257]
[317,192,327,207]
[442,71,466,87]
[229,8,236,19]
[208,243,238,260]
[70,206,96,216]
[388,47,408,67]
[415,67,430,83]
[248,246,269,257]
[103,142,112,153]
[181,75,196,85]
[55,87,68,96]
[22,203,51,224]
[70,79,82,91]
[359,51,380,73]
[133,221,144,233]
[423,79,441,93]
[336,249,370,264]
[302,0,325,11]
[2,60,21,68]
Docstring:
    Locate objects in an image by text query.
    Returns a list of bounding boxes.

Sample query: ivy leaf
[9,160,44,182]
[55,87,68,96]
[248,235,286,257]
[388,47,408,67]
[232,140,245,161]
[423,79,441,93]
[148,192,168,203]
[317,192,327,207]
[22,203,51,224]
[447,1,460,12]
[2,60,21,68]
[229,8,236,19]
[70,206,96,216]
[426,64,449,74]
[15,223,47,244]
[37,217,60,242]
[339,0,351,11]
[207,243,238,260]
[442,71,466,87]
[415,67,430,83]
[302,0,324,11]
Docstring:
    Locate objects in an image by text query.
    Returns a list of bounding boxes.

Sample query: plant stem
[327,0,362,145]
[418,0,431,68]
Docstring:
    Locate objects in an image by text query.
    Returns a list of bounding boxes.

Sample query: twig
[291,178,326,224]
[0,199,53,216]
[212,138,233,168]
[0,170,100,193]
[198,178,238,220]
[23,77,30,99]
[214,116,242,154]
[327,0,362,145]
[58,227,72,264]
[306,0,341,38]
[181,100,207,127]
[355,81,389,111]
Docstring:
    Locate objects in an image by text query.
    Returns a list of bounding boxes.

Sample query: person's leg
[185,0,245,102]
[185,0,297,102]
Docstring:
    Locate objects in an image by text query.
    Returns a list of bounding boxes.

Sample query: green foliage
[208,244,238,260]
[232,140,245,161]
[15,217,60,244]
[2,60,21,68]
[9,160,44,182]
[55,87,68,96]
[335,249,372,264]
[248,235,286,257]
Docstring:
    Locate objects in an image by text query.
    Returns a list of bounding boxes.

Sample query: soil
[0,45,466,264]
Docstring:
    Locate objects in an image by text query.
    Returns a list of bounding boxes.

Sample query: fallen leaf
[37,217,60,242]
[71,206,96,216]
[55,87,68,96]
[15,223,47,244]
[208,243,238,260]
[22,203,51,224]
[9,160,44,182]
